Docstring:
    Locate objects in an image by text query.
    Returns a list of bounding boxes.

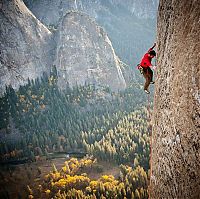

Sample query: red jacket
[140,47,154,68]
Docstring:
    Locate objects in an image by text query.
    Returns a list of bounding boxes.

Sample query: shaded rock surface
[0,0,53,94]
[55,11,126,91]
[152,0,200,198]
[0,0,126,93]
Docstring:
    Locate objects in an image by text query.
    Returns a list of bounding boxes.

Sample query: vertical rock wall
[152,0,200,198]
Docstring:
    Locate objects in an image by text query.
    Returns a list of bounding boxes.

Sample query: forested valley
[0,66,152,199]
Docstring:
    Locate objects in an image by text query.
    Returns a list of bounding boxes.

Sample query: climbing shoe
[150,81,155,84]
[144,90,150,94]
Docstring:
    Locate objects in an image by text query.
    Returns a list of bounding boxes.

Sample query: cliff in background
[152,0,200,198]
[0,0,126,93]
[0,0,53,94]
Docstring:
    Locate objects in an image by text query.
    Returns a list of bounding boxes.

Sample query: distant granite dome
[55,11,126,91]
[0,0,53,94]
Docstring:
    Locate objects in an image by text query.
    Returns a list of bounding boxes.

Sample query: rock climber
[138,43,156,94]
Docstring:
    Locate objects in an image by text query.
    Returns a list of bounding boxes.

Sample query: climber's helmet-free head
[149,50,156,58]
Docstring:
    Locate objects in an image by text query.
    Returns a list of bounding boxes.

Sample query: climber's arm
[147,43,156,52]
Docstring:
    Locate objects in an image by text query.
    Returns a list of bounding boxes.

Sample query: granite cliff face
[55,11,126,90]
[152,0,200,198]
[0,0,53,94]
[0,0,126,93]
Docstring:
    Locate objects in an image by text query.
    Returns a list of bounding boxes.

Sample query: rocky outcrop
[0,0,53,94]
[152,0,200,198]
[55,11,126,91]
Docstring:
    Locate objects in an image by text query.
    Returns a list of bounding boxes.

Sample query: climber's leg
[143,68,151,93]
[148,67,154,83]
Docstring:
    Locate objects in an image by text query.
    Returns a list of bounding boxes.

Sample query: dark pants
[143,67,153,90]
